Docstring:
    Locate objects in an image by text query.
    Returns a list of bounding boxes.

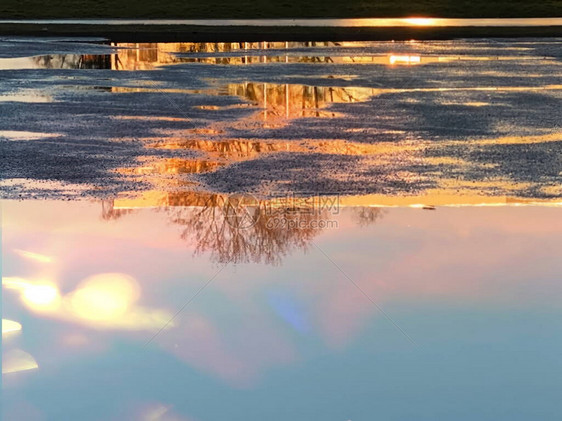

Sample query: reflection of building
[111,42,341,69]
[31,41,429,71]
[111,43,180,70]
[228,82,376,120]
[108,43,379,119]
[29,42,423,202]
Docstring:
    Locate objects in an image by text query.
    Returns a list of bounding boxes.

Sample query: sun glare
[69,273,140,321]
[403,18,437,26]
[389,55,421,65]
[21,284,61,311]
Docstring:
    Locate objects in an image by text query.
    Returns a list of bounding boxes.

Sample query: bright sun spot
[70,273,140,321]
[389,55,421,65]
[404,18,437,26]
[3,277,61,312]
[22,284,61,311]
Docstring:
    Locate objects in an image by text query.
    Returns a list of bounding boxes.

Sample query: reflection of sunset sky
[3,201,562,389]
[3,200,562,419]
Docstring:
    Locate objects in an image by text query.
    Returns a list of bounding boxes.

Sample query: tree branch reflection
[166,194,331,265]
[101,194,383,265]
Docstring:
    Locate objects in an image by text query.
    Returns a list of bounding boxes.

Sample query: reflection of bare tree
[165,194,328,265]
[227,82,375,120]
[100,196,384,265]
[352,207,385,227]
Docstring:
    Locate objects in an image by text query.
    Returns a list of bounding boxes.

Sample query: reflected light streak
[14,249,53,263]
[2,349,39,374]
[0,131,60,141]
[389,55,421,65]
[2,319,22,336]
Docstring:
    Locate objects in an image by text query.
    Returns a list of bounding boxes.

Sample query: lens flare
[69,273,140,321]
[2,349,39,374]
[2,319,22,336]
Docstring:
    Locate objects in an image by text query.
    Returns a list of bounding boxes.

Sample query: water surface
[2,38,562,420]
[3,199,562,420]
[1,39,561,202]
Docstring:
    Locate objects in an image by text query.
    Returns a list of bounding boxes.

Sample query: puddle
[3,199,562,418]
[2,36,562,420]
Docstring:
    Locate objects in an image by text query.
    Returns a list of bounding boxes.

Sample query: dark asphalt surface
[1,38,561,200]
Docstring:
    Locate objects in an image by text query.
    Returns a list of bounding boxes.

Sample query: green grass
[1,0,561,19]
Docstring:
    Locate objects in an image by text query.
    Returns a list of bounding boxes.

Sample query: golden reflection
[226,82,376,122]
[118,158,224,176]
[77,41,541,72]
[2,349,39,374]
[148,138,408,160]
[21,42,561,204]
[31,41,493,72]
[119,136,418,194]
[2,319,22,336]
[105,44,386,188]
[389,55,421,65]
[403,18,437,26]
[540,185,562,196]
[116,189,562,210]
[471,132,562,146]
[112,42,343,69]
